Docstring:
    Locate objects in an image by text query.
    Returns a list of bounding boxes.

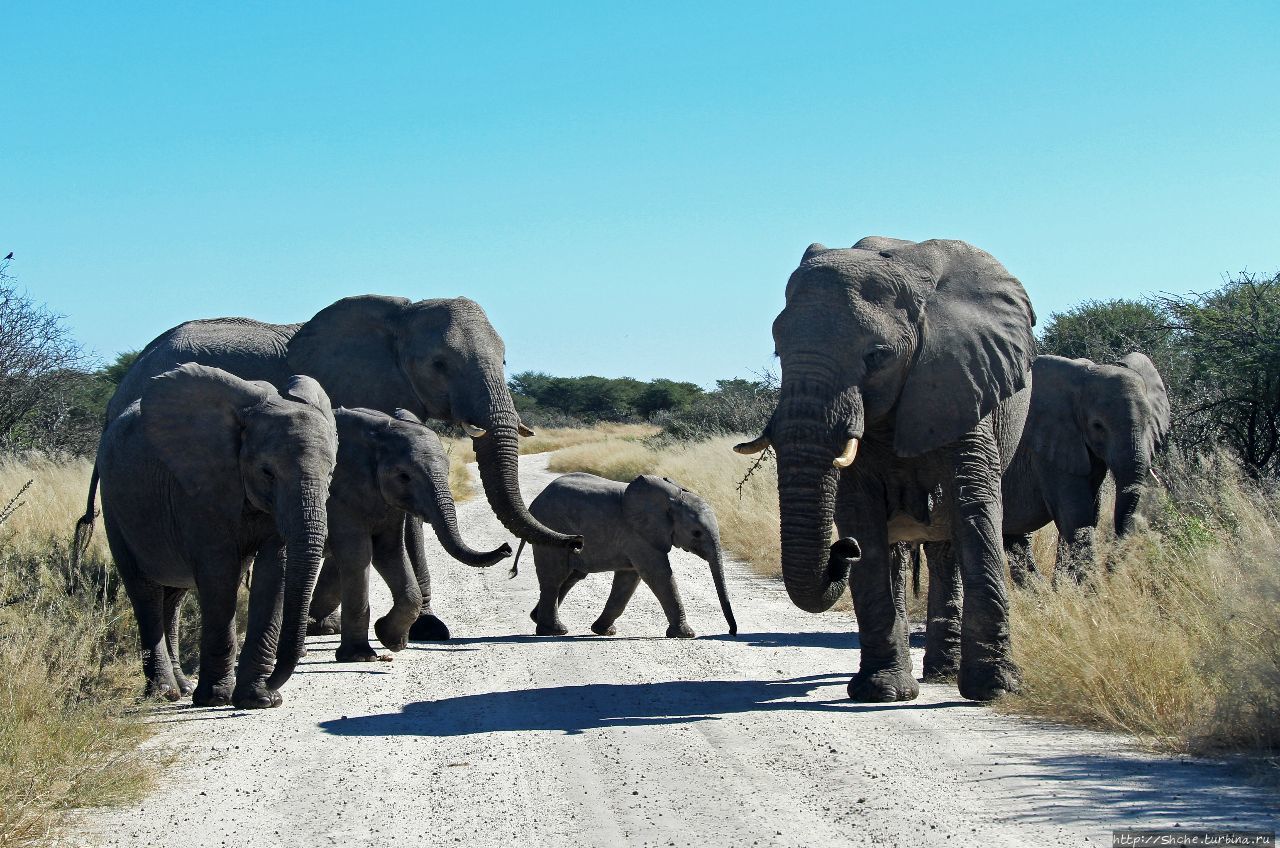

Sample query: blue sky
[3,2,1277,386]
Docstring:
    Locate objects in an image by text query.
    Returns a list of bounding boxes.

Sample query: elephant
[307,407,512,662]
[85,294,582,641]
[511,473,737,638]
[916,352,1170,680]
[735,237,1037,702]
[1002,352,1171,583]
[94,364,338,709]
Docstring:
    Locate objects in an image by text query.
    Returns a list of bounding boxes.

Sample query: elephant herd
[76,236,1168,709]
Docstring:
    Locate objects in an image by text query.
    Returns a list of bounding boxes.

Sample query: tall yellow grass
[0,456,155,848]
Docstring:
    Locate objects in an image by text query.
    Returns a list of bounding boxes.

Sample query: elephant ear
[284,375,335,423]
[142,363,273,520]
[392,408,426,426]
[622,475,679,553]
[286,295,418,413]
[1116,352,1172,451]
[886,239,1038,456]
[1026,356,1093,476]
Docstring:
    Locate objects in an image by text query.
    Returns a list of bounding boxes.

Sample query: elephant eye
[260,465,275,480]
[432,359,448,373]
[397,471,412,483]
[865,346,894,371]
[692,530,703,538]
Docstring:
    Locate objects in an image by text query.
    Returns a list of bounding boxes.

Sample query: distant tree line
[1038,270,1280,477]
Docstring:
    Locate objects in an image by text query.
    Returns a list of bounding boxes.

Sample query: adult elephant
[1001,352,1171,583]
[97,295,581,640]
[97,364,338,708]
[736,237,1037,702]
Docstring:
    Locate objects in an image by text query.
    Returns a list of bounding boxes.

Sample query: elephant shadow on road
[318,673,966,738]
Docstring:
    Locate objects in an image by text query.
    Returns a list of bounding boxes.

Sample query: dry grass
[1003,452,1280,756]
[0,456,156,848]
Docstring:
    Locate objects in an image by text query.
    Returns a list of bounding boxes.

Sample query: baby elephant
[514,473,737,638]
[308,408,512,662]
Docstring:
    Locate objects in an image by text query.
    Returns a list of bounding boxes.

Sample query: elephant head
[286,295,581,552]
[737,238,1036,613]
[142,363,338,692]
[1028,352,1171,537]
[622,475,737,634]
[336,406,514,567]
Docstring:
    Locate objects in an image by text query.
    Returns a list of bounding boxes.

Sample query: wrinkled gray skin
[96,364,337,709]
[917,352,1170,680]
[513,473,737,638]
[307,408,511,662]
[101,295,581,641]
[741,237,1037,702]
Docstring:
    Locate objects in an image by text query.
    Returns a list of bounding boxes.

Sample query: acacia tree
[1158,272,1280,477]
[0,259,91,454]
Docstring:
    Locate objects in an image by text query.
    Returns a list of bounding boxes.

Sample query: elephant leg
[922,541,962,682]
[1044,473,1101,585]
[370,525,423,653]
[405,517,450,642]
[232,541,285,709]
[331,533,379,663]
[191,555,241,708]
[162,587,195,696]
[106,522,180,700]
[1004,533,1039,588]
[591,570,641,636]
[634,553,694,638]
[558,569,587,604]
[838,477,916,702]
[307,557,343,636]
[532,549,571,636]
[951,423,1020,702]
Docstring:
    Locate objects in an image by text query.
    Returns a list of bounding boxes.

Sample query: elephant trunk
[266,483,329,691]
[473,409,583,551]
[1111,444,1149,538]
[421,458,512,567]
[707,542,737,635]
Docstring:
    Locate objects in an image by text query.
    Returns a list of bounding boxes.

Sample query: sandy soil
[70,453,1276,847]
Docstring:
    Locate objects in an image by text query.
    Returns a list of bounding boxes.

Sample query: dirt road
[73,453,1276,847]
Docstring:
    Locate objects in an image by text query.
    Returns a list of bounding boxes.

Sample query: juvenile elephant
[95,364,338,709]
[84,295,582,642]
[307,407,512,662]
[513,473,737,638]
[736,237,1037,702]
[1003,352,1171,583]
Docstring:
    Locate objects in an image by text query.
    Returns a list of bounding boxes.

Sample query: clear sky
[3,2,1277,386]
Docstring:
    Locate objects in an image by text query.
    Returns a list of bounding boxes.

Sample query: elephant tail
[509,539,526,579]
[70,464,100,573]
[910,545,921,598]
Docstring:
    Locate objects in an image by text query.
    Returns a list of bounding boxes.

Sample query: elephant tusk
[733,434,771,455]
[462,422,487,438]
[517,422,536,438]
[833,438,859,468]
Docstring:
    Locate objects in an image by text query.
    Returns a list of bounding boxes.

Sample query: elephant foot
[922,647,961,683]
[374,616,410,652]
[590,620,617,637]
[535,622,569,636]
[192,681,233,708]
[408,613,451,642]
[231,682,283,710]
[958,657,1021,702]
[848,666,919,702]
[308,611,342,636]
[143,680,182,702]
[666,623,696,639]
[173,673,197,697]
[335,642,380,663]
